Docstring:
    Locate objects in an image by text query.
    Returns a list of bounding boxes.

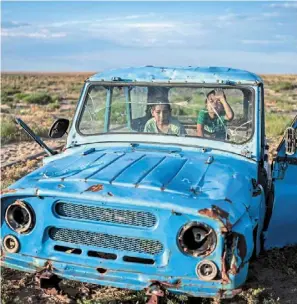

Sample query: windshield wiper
[15,118,57,156]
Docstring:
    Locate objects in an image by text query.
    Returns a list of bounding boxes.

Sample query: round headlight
[178,222,216,257]
[3,235,20,253]
[5,200,35,234]
[196,260,218,281]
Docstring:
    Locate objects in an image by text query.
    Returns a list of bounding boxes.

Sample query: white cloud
[269,2,297,8]
[262,12,279,17]
[241,39,282,45]
[1,29,67,39]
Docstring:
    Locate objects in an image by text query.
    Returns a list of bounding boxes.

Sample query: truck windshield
[78,85,254,144]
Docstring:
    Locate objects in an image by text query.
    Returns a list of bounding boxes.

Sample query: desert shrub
[1,92,14,104]
[47,100,61,111]
[1,117,50,144]
[3,88,21,95]
[272,82,297,93]
[23,93,53,105]
[1,117,22,144]
[14,92,30,100]
[266,113,293,138]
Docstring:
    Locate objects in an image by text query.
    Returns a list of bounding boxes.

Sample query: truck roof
[88,66,263,85]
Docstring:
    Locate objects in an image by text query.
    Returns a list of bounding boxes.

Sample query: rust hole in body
[236,233,247,261]
[86,184,104,192]
[97,268,107,274]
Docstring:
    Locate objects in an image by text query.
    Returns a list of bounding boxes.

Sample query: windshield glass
[78,85,254,144]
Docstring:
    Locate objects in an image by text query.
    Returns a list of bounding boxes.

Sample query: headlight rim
[177,221,217,257]
[5,200,35,234]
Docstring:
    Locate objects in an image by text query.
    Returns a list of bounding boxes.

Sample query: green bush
[1,92,14,104]
[23,93,53,105]
[3,88,21,95]
[272,82,297,93]
[47,100,60,111]
[1,118,22,144]
[14,92,30,100]
[266,113,293,138]
[1,117,50,144]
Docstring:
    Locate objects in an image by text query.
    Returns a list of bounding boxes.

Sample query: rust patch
[199,205,232,231]
[217,289,227,299]
[221,251,230,284]
[107,192,113,196]
[0,188,16,195]
[86,184,104,192]
[150,279,181,289]
[44,260,53,271]
[160,186,165,191]
[229,263,238,275]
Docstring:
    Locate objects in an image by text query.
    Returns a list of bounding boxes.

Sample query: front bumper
[1,253,247,299]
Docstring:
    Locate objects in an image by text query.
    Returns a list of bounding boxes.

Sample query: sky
[1,1,297,73]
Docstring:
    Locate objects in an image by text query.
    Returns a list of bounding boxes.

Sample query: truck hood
[9,147,256,226]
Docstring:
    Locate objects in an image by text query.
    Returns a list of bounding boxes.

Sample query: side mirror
[49,119,69,138]
[284,127,296,155]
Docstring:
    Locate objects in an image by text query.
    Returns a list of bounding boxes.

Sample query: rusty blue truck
[1,66,297,301]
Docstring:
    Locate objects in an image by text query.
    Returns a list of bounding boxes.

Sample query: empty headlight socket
[5,200,35,234]
[178,222,217,257]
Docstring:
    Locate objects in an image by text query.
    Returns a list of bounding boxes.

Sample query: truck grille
[49,228,163,255]
[55,202,157,228]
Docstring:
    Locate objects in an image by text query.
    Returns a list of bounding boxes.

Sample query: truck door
[264,115,297,250]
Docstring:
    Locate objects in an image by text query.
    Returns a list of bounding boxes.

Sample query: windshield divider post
[104,87,112,132]
[125,87,132,130]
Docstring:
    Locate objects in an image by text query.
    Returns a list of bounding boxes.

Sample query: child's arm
[197,123,204,137]
[217,92,234,121]
[197,110,205,137]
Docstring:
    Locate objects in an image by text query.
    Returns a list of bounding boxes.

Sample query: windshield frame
[75,81,255,146]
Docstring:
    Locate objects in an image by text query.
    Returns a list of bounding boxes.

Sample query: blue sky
[1,1,297,73]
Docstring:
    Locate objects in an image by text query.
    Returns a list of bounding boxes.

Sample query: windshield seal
[75,82,256,146]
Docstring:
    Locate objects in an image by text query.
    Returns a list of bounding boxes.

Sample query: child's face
[206,94,223,114]
[151,105,170,126]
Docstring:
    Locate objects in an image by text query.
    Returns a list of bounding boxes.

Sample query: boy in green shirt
[197,90,234,139]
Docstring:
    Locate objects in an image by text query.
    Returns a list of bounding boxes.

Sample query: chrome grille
[49,228,163,255]
[56,202,156,228]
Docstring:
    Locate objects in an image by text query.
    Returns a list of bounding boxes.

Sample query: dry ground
[1,73,297,303]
